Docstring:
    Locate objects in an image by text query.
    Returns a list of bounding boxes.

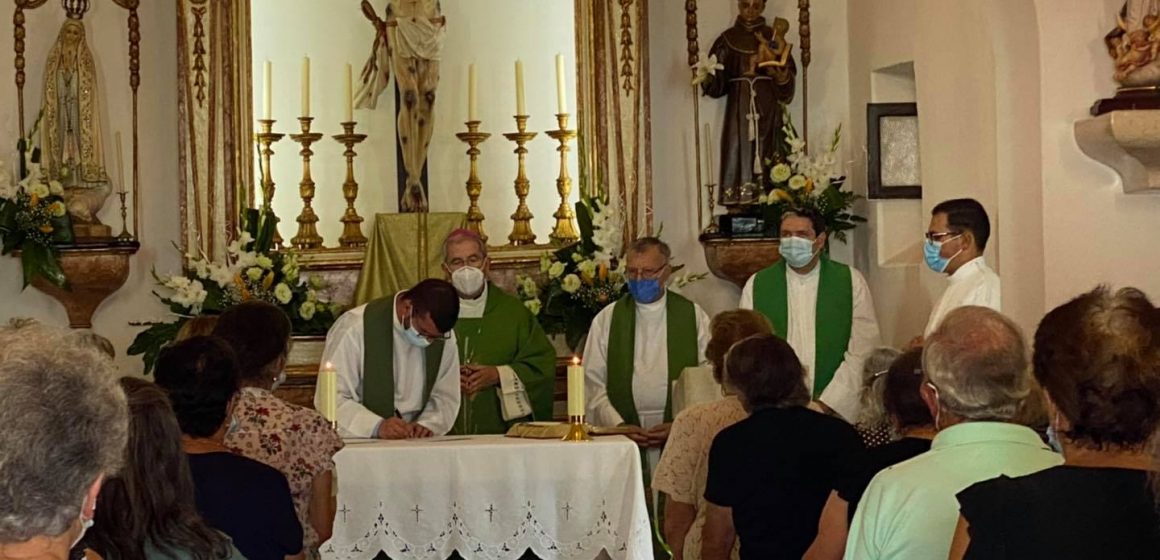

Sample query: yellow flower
[772,188,792,202]
[771,163,792,183]
[548,261,566,279]
[49,201,66,218]
[524,298,542,316]
[562,274,582,294]
[788,174,808,191]
[38,224,53,234]
[804,177,815,194]
[28,194,39,207]
[274,282,292,304]
[262,271,275,290]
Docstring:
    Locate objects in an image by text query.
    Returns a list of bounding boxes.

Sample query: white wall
[649,0,851,316]
[0,0,180,374]
[252,0,579,246]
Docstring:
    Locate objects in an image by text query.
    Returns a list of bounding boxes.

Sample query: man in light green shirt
[844,306,1062,560]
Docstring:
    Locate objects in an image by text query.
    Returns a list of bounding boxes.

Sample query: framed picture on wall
[867,102,922,199]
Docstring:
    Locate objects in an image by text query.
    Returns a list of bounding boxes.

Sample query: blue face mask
[627,278,664,304]
[779,236,818,268]
[1046,424,1063,454]
[923,235,961,273]
[400,311,433,348]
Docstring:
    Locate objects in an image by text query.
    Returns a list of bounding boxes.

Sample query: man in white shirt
[740,209,881,421]
[316,279,461,439]
[920,198,1001,340]
[584,237,711,466]
[442,229,556,434]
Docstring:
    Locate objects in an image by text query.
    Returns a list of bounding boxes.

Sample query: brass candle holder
[256,119,287,246]
[116,190,133,242]
[561,415,592,442]
[455,121,491,243]
[289,117,325,250]
[503,115,538,246]
[545,113,579,245]
[333,122,368,248]
[704,182,719,234]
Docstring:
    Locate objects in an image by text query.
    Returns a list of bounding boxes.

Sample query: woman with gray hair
[854,347,902,448]
[0,324,128,560]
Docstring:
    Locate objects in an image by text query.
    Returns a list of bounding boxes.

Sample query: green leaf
[38,246,68,289]
[127,319,187,375]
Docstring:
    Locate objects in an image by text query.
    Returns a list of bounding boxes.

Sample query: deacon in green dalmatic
[442,230,557,434]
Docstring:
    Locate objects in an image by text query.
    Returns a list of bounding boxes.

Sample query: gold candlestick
[503,115,538,246]
[561,414,592,442]
[289,117,324,250]
[456,121,492,243]
[545,114,579,245]
[256,119,287,246]
[704,182,719,233]
[333,122,368,248]
[116,191,133,241]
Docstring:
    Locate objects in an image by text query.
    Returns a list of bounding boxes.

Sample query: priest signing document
[441,229,556,434]
[317,279,461,439]
[585,237,711,472]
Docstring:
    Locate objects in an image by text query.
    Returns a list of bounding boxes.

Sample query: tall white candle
[114,131,126,194]
[467,64,478,121]
[567,356,585,417]
[301,56,311,118]
[515,59,526,116]
[320,361,337,423]
[704,122,714,182]
[344,63,354,122]
[263,60,273,120]
[555,54,567,114]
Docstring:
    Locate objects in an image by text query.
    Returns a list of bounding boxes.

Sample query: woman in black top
[702,334,866,560]
[155,337,305,560]
[803,348,935,560]
[951,286,1160,560]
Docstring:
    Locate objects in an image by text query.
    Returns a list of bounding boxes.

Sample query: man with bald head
[844,306,1061,560]
[442,229,556,434]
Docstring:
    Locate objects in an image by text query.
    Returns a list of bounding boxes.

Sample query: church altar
[321,435,652,560]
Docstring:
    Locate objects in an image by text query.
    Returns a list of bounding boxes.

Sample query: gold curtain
[575,0,653,243]
[353,212,467,306]
[177,0,254,261]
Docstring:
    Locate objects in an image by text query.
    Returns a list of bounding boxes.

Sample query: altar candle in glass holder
[567,356,585,417]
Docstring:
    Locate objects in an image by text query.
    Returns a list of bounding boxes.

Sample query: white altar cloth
[321,435,654,560]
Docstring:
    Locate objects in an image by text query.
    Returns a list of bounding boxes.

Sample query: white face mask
[71,503,94,549]
[271,370,287,392]
[451,266,486,297]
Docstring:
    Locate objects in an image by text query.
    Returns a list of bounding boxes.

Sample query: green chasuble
[753,257,853,397]
[450,283,557,434]
[606,291,701,426]
[361,296,445,419]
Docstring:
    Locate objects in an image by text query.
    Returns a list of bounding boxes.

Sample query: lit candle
[114,131,126,195]
[301,56,311,118]
[555,53,567,114]
[344,63,353,122]
[567,356,585,417]
[320,361,337,424]
[703,122,714,182]
[467,63,478,121]
[263,60,273,120]
[515,59,526,116]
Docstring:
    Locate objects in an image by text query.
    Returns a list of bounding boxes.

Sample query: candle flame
[324,361,334,370]
[571,356,581,366]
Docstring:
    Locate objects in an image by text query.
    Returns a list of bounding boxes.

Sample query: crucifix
[485,504,497,523]
[562,503,573,521]
[411,504,423,523]
[355,0,447,213]
[338,504,351,523]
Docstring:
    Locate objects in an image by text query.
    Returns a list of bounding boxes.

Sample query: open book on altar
[505,421,637,439]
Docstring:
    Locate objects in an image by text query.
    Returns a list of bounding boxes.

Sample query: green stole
[606,291,700,426]
[361,296,446,419]
[753,257,853,397]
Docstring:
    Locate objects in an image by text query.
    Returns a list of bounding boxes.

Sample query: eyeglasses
[625,264,668,280]
[406,312,453,341]
[925,231,961,243]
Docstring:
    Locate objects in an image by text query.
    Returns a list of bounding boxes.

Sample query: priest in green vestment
[441,229,557,434]
[584,238,711,464]
[740,208,881,422]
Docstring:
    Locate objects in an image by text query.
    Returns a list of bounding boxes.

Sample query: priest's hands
[378,417,411,439]
[620,423,672,448]
[377,417,435,439]
[460,364,500,396]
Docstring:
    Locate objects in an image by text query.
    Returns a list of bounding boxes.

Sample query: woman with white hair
[0,325,128,560]
[853,347,902,448]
